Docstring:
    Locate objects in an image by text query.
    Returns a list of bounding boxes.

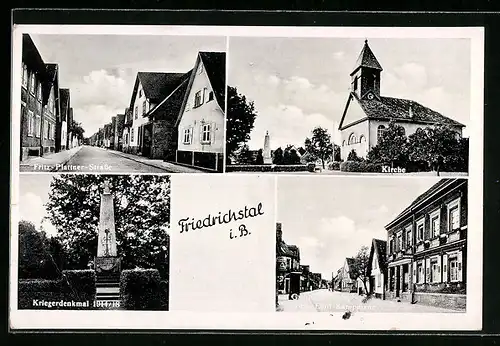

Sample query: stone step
[96,286,120,295]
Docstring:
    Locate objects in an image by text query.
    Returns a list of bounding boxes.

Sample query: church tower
[350,40,383,100]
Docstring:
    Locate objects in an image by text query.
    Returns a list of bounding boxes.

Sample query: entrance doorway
[142,123,153,158]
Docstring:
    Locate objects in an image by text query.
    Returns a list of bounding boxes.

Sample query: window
[22,63,28,88]
[348,133,356,145]
[431,259,439,283]
[134,106,138,119]
[389,239,394,254]
[208,91,214,101]
[201,123,211,143]
[448,198,460,231]
[183,128,192,144]
[417,263,423,283]
[377,274,381,287]
[449,257,458,282]
[406,229,412,248]
[139,89,142,98]
[353,77,358,91]
[35,114,41,138]
[142,101,146,115]
[377,125,386,143]
[194,90,203,108]
[44,122,48,139]
[131,128,135,142]
[27,110,34,136]
[359,135,366,142]
[29,72,35,94]
[342,140,346,147]
[431,210,440,238]
[397,233,402,252]
[37,83,42,101]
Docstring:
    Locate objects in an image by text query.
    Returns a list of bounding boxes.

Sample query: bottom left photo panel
[16,174,171,311]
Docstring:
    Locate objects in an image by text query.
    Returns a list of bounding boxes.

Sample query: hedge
[18,279,63,309]
[327,162,341,171]
[340,161,383,172]
[60,270,96,301]
[226,164,309,172]
[120,269,167,311]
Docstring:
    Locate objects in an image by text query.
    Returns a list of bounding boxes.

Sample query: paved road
[60,146,168,173]
[277,289,462,313]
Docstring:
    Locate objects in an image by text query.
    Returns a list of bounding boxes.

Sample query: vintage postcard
[14,30,226,174]
[9,24,484,331]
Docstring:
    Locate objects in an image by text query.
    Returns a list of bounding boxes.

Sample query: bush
[61,270,96,301]
[120,269,166,311]
[226,164,309,172]
[327,162,341,171]
[340,161,383,172]
[18,279,63,309]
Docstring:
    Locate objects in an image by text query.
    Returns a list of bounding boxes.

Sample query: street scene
[226,37,470,175]
[17,174,171,310]
[276,177,467,313]
[19,33,226,173]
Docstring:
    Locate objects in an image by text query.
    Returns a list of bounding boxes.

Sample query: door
[369,276,375,294]
[395,266,400,297]
[142,123,153,158]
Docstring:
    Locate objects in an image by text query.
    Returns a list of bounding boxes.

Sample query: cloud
[247,104,333,150]
[294,216,386,278]
[333,51,345,60]
[393,62,428,90]
[19,192,57,237]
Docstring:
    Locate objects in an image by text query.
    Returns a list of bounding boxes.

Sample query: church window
[348,133,356,145]
[377,125,386,143]
[353,77,358,91]
[359,135,366,143]
[342,140,346,147]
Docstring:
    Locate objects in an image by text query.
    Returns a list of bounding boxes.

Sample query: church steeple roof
[350,39,383,76]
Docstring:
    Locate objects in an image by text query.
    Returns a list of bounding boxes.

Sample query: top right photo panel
[226,36,473,176]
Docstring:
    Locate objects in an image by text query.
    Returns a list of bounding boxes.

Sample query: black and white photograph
[17,174,170,310]
[276,177,468,313]
[17,32,226,173]
[226,37,470,175]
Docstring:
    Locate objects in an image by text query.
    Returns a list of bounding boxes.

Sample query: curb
[51,146,84,172]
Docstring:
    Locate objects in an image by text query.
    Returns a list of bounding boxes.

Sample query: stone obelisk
[94,179,121,309]
[263,131,272,164]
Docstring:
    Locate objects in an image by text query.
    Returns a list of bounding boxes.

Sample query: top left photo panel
[14,29,227,173]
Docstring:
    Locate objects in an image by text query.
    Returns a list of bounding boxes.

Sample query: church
[338,40,465,161]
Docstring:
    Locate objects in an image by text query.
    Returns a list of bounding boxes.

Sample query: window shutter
[436,256,442,283]
[425,258,430,283]
[457,251,463,282]
[412,262,416,283]
[210,122,216,145]
[443,253,448,283]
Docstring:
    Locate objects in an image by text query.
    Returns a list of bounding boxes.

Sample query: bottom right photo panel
[276,177,468,313]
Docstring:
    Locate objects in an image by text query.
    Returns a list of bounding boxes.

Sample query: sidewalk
[106,148,207,173]
[20,146,82,172]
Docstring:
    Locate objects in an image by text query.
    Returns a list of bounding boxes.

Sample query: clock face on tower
[367,93,374,100]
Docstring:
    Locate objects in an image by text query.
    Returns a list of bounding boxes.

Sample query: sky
[18,174,57,236]
[276,177,443,279]
[29,34,227,135]
[228,37,471,150]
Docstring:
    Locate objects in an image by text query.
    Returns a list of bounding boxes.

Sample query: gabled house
[20,34,47,160]
[175,52,226,172]
[122,108,132,152]
[59,89,70,151]
[128,71,189,157]
[114,113,125,151]
[42,63,59,154]
[109,116,116,150]
[367,238,387,299]
[338,40,465,160]
[276,222,301,295]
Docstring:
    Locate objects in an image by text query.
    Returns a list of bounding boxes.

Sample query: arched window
[377,125,386,143]
[342,140,346,147]
[359,135,366,143]
[348,133,356,145]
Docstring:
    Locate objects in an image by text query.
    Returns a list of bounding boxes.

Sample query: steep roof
[345,258,357,279]
[340,92,465,130]
[148,71,191,121]
[134,72,187,104]
[351,40,383,76]
[42,63,59,107]
[369,238,387,274]
[59,89,70,122]
[385,179,460,229]
[22,34,46,73]
[199,52,226,111]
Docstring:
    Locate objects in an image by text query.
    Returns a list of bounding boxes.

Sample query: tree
[407,125,463,175]
[376,121,408,168]
[347,149,362,162]
[304,127,334,169]
[351,246,370,296]
[255,149,264,165]
[226,86,258,161]
[236,143,255,164]
[18,221,62,279]
[45,175,171,275]
[283,145,301,165]
[334,144,341,162]
[71,120,85,141]
[273,147,284,165]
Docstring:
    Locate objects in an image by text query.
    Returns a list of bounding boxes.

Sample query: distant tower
[263,131,272,164]
[350,39,383,100]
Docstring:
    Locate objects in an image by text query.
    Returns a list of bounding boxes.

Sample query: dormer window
[194,90,203,108]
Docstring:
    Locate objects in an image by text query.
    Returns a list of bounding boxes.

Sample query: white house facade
[176,52,226,172]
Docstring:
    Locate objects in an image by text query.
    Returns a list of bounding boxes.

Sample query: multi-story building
[339,258,358,293]
[122,108,132,152]
[276,223,301,295]
[175,52,226,172]
[41,63,59,154]
[114,113,125,151]
[58,89,70,151]
[110,116,116,150]
[21,34,47,160]
[385,178,467,310]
